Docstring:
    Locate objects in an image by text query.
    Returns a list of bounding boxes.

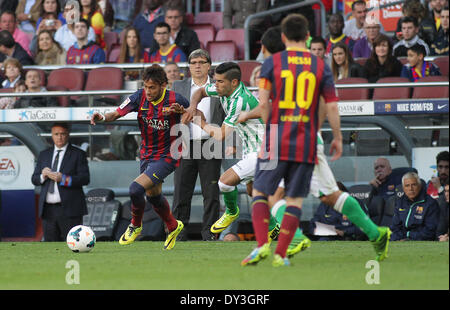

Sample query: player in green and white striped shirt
[182,62,279,239]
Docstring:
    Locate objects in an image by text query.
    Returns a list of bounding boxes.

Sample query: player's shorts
[140,159,177,185]
[278,144,339,197]
[253,159,314,198]
[230,152,258,185]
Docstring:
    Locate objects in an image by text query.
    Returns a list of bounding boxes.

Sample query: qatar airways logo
[143,117,169,130]
[0,153,20,183]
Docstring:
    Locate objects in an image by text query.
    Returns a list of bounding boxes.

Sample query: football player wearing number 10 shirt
[242,14,390,267]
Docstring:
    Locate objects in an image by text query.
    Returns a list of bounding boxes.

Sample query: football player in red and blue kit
[91,64,189,250]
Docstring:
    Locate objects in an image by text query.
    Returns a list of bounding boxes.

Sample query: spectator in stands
[118,26,143,81]
[330,41,365,81]
[132,0,165,51]
[1,58,23,88]
[54,1,96,51]
[0,79,25,109]
[78,0,106,49]
[394,0,428,44]
[110,0,142,32]
[310,36,326,59]
[400,44,441,81]
[147,4,200,60]
[15,69,58,108]
[0,10,32,56]
[437,179,449,241]
[144,22,186,63]
[427,151,449,199]
[393,16,430,57]
[391,172,440,241]
[353,18,382,59]
[0,30,34,65]
[35,29,66,64]
[35,0,65,33]
[171,49,225,241]
[431,5,449,55]
[96,0,114,32]
[344,0,368,41]
[164,61,181,89]
[257,25,285,61]
[326,13,355,56]
[310,182,368,241]
[420,0,446,46]
[16,0,42,33]
[363,34,403,83]
[66,18,105,64]
[223,0,268,59]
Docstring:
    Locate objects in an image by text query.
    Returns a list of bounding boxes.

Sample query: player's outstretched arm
[326,101,343,161]
[192,109,232,141]
[90,110,121,125]
[181,87,207,124]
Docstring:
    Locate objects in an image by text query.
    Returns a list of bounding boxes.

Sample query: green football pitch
[0,241,448,290]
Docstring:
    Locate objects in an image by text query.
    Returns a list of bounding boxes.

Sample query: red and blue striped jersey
[259,47,338,164]
[66,41,106,64]
[116,88,189,163]
[143,44,187,63]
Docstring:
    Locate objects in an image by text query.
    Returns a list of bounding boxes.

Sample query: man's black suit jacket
[31,144,90,218]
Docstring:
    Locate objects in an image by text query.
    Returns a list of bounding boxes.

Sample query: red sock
[148,195,178,232]
[251,196,270,247]
[275,206,302,258]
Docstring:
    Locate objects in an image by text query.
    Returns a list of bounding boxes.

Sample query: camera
[45,19,55,27]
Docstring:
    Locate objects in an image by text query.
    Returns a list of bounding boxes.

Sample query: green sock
[223,187,239,215]
[273,200,305,240]
[340,194,380,241]
[268,214,277,231]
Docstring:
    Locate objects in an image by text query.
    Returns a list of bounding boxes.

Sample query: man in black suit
[32,122,90,241]
[172,49,225,241]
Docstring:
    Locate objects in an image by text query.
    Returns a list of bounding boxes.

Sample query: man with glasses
[148,4,200,59]
[171,49,225,241]
[353,18,382,58]
[144,22,187,63]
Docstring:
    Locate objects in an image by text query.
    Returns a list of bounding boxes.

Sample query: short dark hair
[155,22,171,33]
[261,26,285,54]
[310,36,326,49]
[400,16,419,28]
[352,0,366,10]
[0,10,16,21]
[407,43,426,56]
[76,18,90,28]
[437,151,449,164]
[281,14,309,42]
[0,30,15,48]
[52,122,71,132]
[215,62,241,82]
[142,64,168,85]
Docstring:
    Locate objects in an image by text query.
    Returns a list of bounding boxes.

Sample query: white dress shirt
[189,77,213,140]
[41,143,68,204]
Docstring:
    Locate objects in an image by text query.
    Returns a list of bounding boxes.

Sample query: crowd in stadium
[0,0,447,244]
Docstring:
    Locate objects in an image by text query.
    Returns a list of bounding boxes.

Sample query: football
[66,225,96,253]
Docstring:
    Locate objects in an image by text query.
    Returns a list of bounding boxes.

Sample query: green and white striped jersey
[205,82,265,155]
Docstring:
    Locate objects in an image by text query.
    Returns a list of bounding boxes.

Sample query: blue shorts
[140,159,177,185]
[253,159,314,198]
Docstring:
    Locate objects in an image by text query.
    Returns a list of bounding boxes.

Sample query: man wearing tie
[32,122,90,241]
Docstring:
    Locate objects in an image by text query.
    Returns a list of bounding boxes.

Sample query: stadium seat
[412,76,449,99]
[192,26,215,50]
[238,61,262,86]
[84,67,124,104]
[185,12,194,25]
[335,77,369,101]
[104,31,118,54]
[83,188,122,241]
[355,130,391,155]
[215,28,245,60]
[115,200,165,241]
[194,12,223,32]
[372,77,411,100]
[47,68,85,101]
[46,85,70,107]
[381,195,396,227]
[433,56,449,77]
[107,43,121,63]
[348,184,372,206]
[207,40,238,62]
[367,195,385,226]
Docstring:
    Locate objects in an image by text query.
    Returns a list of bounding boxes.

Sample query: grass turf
[0,240,447,290]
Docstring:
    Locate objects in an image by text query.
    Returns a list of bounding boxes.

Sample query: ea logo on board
[0,152,20,184]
